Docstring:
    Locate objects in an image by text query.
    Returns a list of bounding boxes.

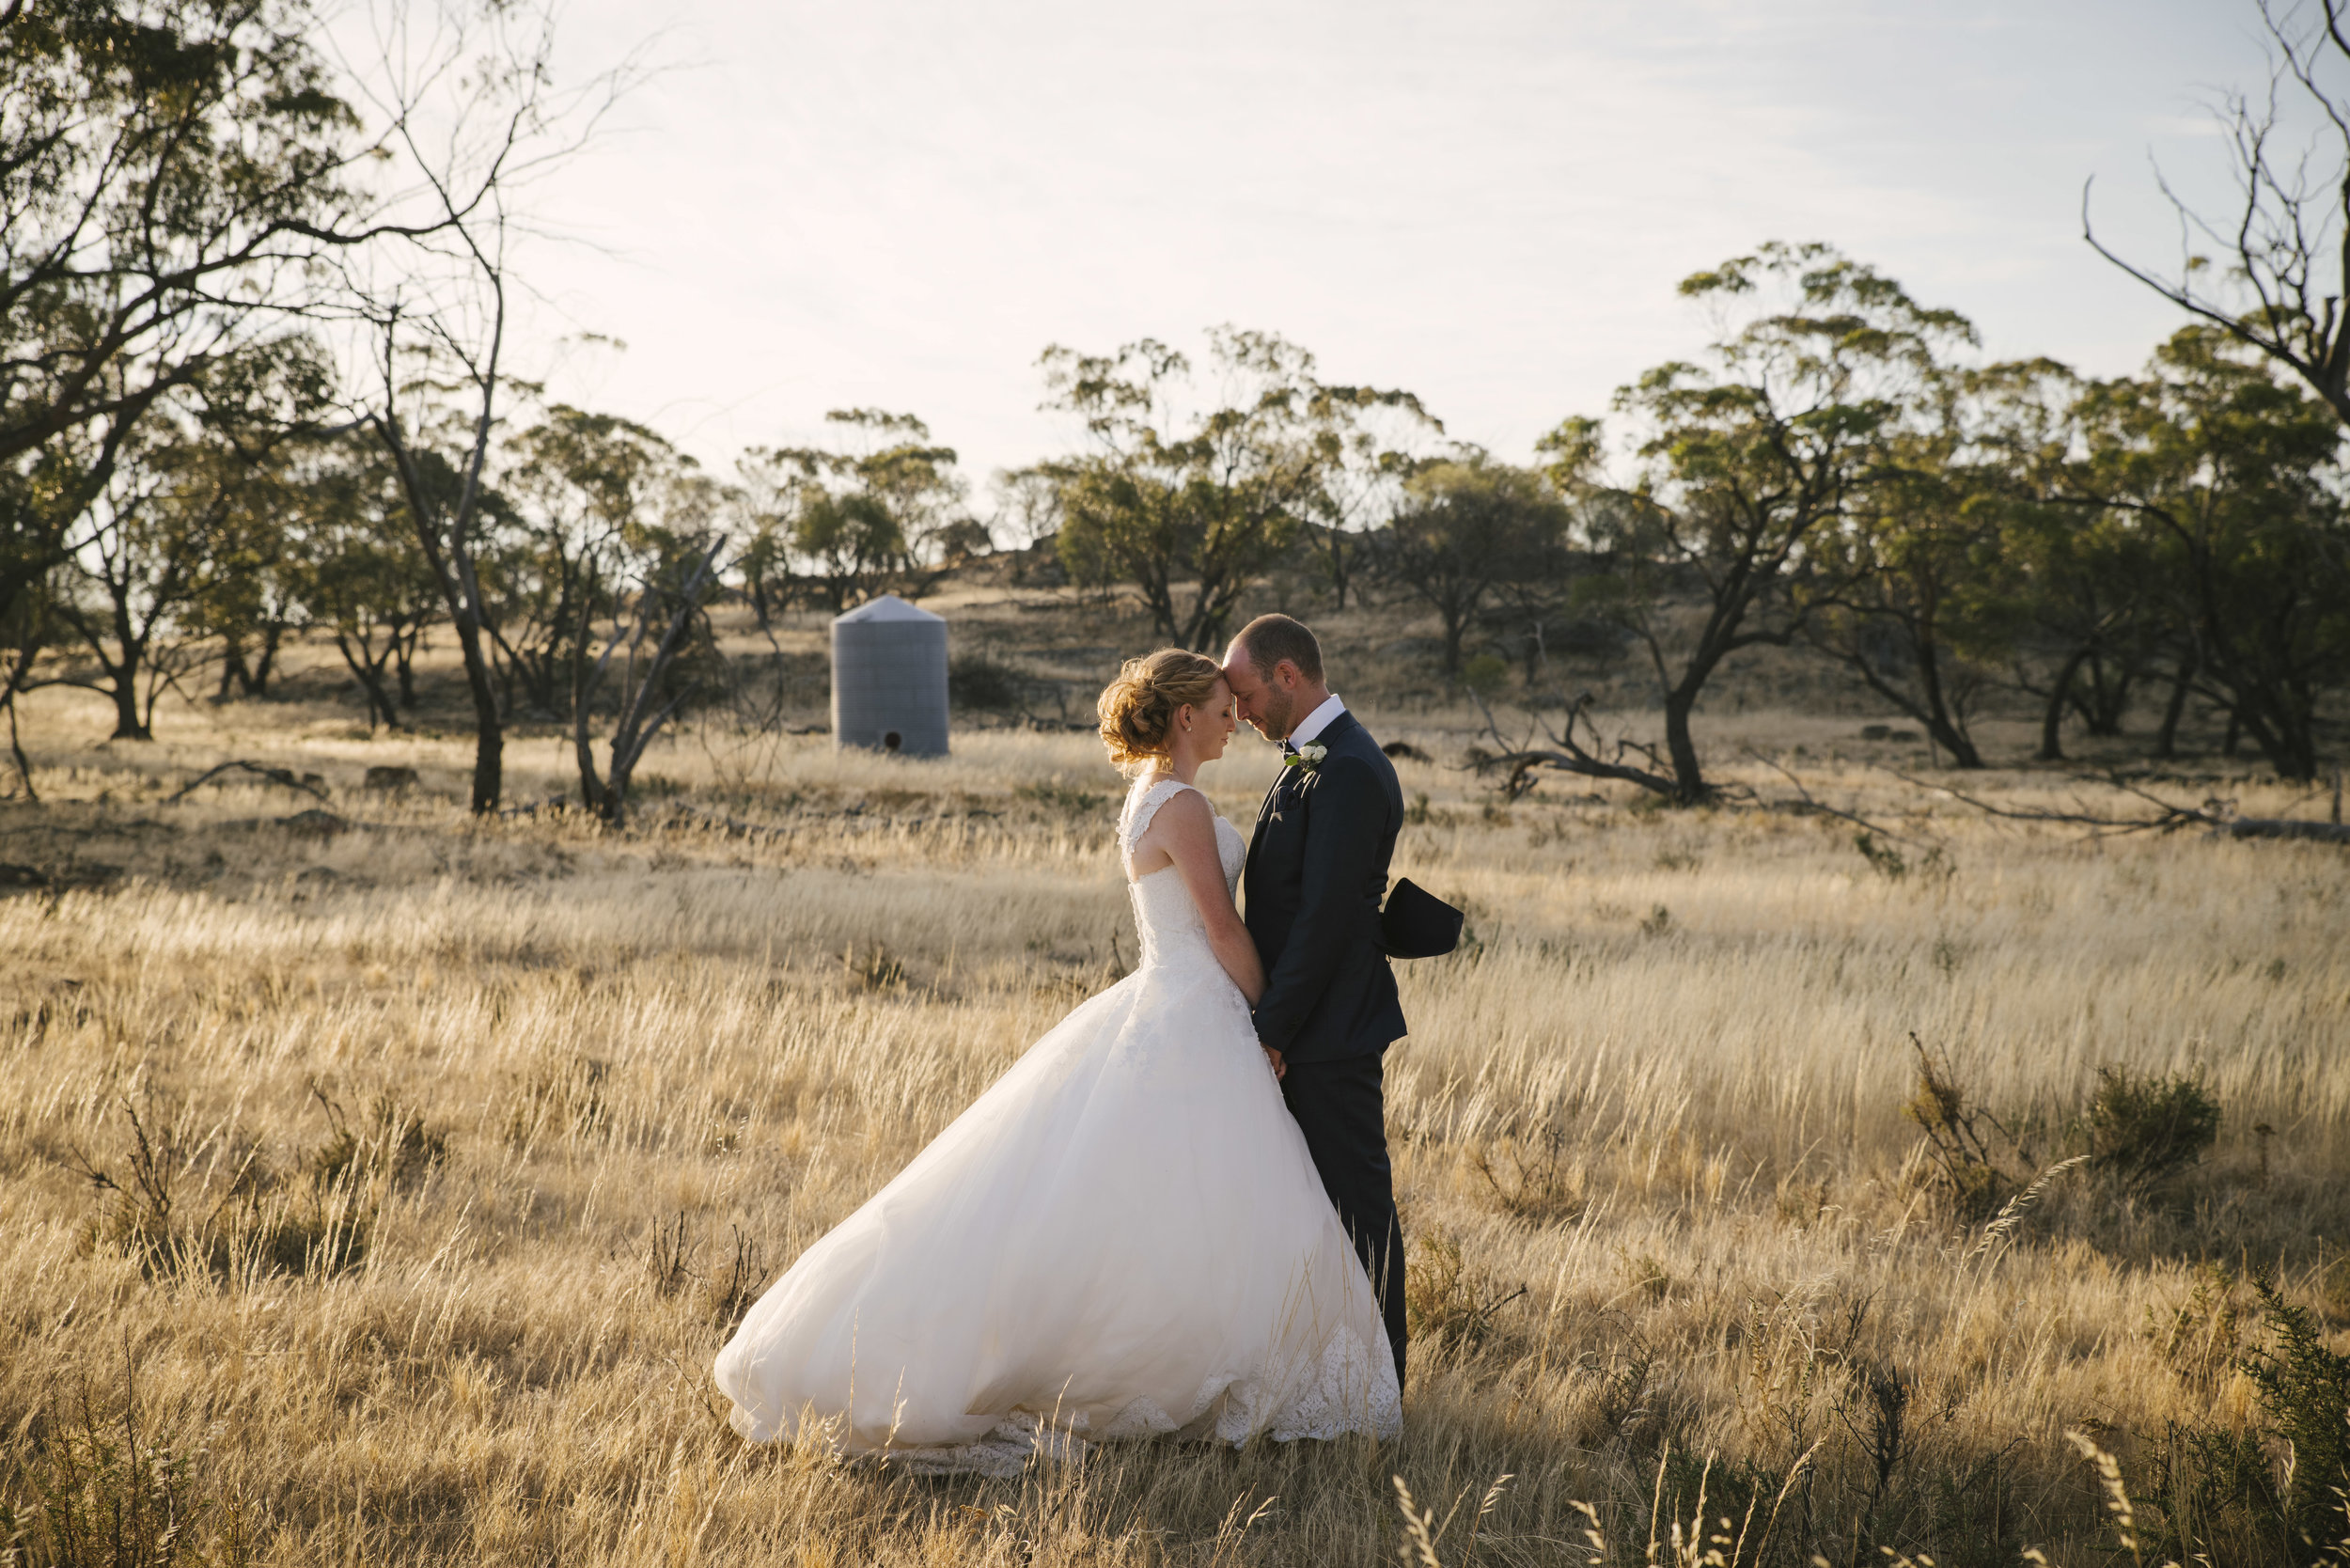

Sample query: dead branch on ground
[167,760,331,805]
[1885,767,2350,843]
[1465,690,1681,801]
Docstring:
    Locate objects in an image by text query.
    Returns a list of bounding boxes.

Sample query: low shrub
[2080,1066,2220,1190]
[0,1371,254,1568]
[2242,1272,2350,1549]
[1900,1035,2034,1223]
[948,655,1025,711]
[1403,1230,1523,1365]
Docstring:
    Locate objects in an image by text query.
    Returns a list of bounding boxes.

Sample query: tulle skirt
[713,955,1400,1471]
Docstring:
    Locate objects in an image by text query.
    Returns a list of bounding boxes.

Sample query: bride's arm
[1139,790,1266,1005]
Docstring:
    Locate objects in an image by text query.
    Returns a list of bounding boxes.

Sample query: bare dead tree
[339,1,648,812]
[2084,0,2350,428]
[574,535,725,826]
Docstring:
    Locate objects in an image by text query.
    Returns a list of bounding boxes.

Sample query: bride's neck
[1144,754,1201,786]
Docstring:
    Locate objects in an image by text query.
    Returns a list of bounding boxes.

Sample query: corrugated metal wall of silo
[830,594,949,757]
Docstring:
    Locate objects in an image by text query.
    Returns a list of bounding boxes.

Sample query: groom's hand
[1262,1045,1286,1080]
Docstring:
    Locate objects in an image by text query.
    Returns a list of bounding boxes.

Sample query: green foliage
[0,0,367,651]
[948,654,1024,711]
[2132,1417,2283,1568]
[2079,1065,2220,1190]
[743,409,965,612]
[1855,831,1908,880]
[2067,327,2350,780]
[1384,456,1569,680]
[1402,1229,1523,1365]
[1041,329,1427,650]
[2242,1273,2350,1547]
[304,1086,446,1193]
[0,1373,253,1568]
[495,405,713,721]
[1459,652,1510,696]
[1568,243,1981,802]
[1900,1035,2029,1222]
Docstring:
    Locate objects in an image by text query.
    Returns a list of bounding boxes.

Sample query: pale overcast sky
[504,0,2286,517]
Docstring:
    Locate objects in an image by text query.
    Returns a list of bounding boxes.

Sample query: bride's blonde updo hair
[1098,648,1224,774]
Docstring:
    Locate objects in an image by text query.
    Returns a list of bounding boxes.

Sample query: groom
[1221,614,1409,1385]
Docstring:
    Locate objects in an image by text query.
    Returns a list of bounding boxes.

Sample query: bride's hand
[1261,1045,1286,1080]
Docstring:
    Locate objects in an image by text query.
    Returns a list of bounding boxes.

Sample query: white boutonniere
[1284,741,1328,776]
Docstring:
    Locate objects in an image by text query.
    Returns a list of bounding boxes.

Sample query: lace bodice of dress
[1119,777,1246,972]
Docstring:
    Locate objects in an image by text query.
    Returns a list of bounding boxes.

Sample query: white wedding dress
[713,776,1402,1473]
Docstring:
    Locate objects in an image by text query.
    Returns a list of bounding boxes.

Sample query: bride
[713,649,1402,1470]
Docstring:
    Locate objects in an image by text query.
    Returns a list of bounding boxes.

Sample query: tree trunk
[1926,713,1983,768]
[1663,683,1705,803]
[453,615,503,811]
[1439,598,1471,680]
[108,666,149,740]
[395,626,420,708]
[1909,629,1983,769]
[242,622,282,697]
[2038,649,2086,762]
[2223,710,2241,758]
[571,596,605,814]
[332,631,400,730]
[2154,657,2194,760]
[2,642,37,801]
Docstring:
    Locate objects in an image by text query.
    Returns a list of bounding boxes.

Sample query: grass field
[3,625,2347,1566]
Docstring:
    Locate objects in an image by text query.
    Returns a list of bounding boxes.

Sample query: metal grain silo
[830,594,948,757]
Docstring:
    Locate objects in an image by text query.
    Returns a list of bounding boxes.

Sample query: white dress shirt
[1290,694,1346,746]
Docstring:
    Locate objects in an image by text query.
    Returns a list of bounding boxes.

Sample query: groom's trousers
[1279,1054,1407,1384]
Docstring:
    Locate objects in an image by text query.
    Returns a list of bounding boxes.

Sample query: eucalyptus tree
[1295,387,1445,612]
[0,0,435,764]
[742,410,964,612]
[494,406,689,719]
[1378,455,1568,682]
[353,2,645,811]
[0,0,381,635]
[1039,328,1425,650]
[1800,361,2082,768]
[291,431,440,730]
[572,471,731,823]
[2069,327,2350,780]
[1975,369,2173,762]
[1540,243,1976,802]
[44,339,331,739]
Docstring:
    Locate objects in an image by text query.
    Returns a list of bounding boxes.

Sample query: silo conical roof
[833,594,944,625]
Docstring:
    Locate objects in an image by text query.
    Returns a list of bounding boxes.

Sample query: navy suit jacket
[1243,710,1409,1063]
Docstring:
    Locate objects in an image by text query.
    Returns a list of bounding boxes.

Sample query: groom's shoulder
[1328,712,1388,763]
[1323,714,1400,791]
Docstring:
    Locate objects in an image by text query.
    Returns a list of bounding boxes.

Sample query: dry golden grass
[2,664,2346,1566]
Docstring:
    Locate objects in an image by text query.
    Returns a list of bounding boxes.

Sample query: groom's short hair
[1232,614,1323,683]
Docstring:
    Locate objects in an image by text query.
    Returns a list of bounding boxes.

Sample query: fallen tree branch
[1465,690,1682,801]
[1886,767,2350,845]
[168,760,331,805]
[1743,750,1940,848]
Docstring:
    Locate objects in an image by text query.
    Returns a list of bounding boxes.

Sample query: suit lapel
[1249,713,1362,860]
[1246,770,1283,868]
